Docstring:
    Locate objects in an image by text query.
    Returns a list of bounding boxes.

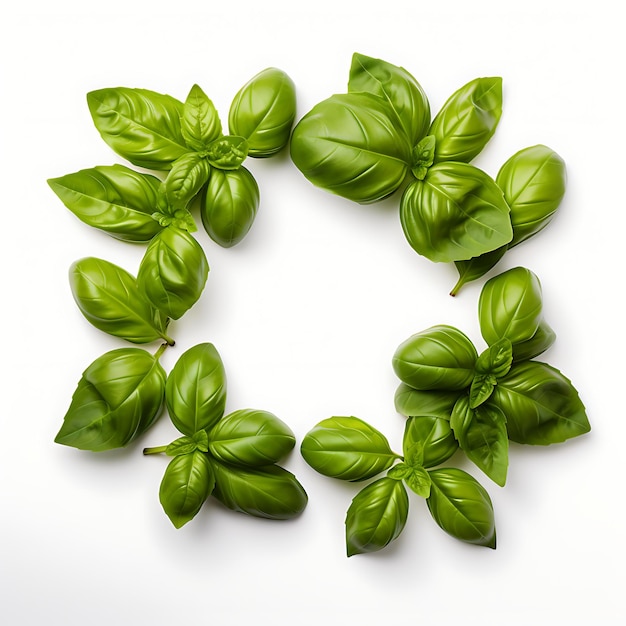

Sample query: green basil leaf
[476,338,513,377]
[512,319,556,362]
[163,153,211,210]
[478,266,544,346]
[228,67,296,157]
[69,257,172,344]
[55,348,166,451]
[165,431,209,456]
[200,167,260,248]
[181,84,222,151]
[87,87,187,170]
[137,227,209,320]
[165,343,226,436]
[451,396,509,486]
[496,145,566,247]
[403,416,458,468]
[205,135,249,170]
[427,468,496,548]
[211,461,308,520]
[159,451,215,528]
[47,165,164,243]
[450,245,508,296]
[345,477,409,556]
[411,135,436,180]
[400,162,513,263]
[469,374,497,409]
[208,409,296,467]
[429,77,502,163]
[290,92,411,204]
[301,416,399,481]
[394,384,460,418]
[347,52,430,146]
[388,462,432,498]
[491,361,590,445]
[392,325,478,390]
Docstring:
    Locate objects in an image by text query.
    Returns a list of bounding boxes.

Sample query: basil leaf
[181,84,222,151]
[475,338,513,378]
[400,162,512,262]
[159,451,215,528]
[69,257,172,345]
[403,415,458,468]
[496,145,566,247]
[165,432,209,456]
[290,92,411,204]
[388,462,432,498]
[55,348,166,451]
[165,343,227,436]
[163,153,211,210]
[211,461,308,520]
[301,416,399,481]
[345,477,409,556]
[512,319,556,362]
[429,77,502,163]
[137,227,209,320]
[394,384,460,418]
[392,325,478,390]
[347,52,430,146]
[450,245,508,296]
[200,167,260,248]
[411,135,436,180]
[427,468,496,548]
[47,165,164,243]
[208,409,296,467]
[87,87,187,170]
[478,266,544,346]
[469,374,497,409]
[205,135,249,170]
[228,67,296,157]
[451,396,509,486]
[491,361,590,445]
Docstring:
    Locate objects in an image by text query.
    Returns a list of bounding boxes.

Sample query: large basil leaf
[301,416,399,481]
[200,166,259,247]
[347,52,430,146]
[165,343,226,436]
[137,227,209,320]
[512,319,556,362]
[208,409,296,467]
[55,348,166,451]
[394,384,460,418]
[490,361,590,445]
[69,257,172,344]
[478,266,544,346]
[87,87,187,170]
[429,77,502,163]
[181,84,222,151]
[427,468,496,548]
[228,67,296,157]
[159,451,215,528]
[211,461,308,520]
[290,92,411,204]
[163,153,211,210]
[392,325,478,390]
[403,415,458,468]
[48,165,164,243]
[400,162,512,262]
[345,477,409,556]
[496,144,566,247]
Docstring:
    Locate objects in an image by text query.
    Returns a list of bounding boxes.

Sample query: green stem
[154,343,169,360]
[143,445,168,456]
[160,332,175,346]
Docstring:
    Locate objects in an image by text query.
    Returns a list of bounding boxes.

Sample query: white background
[2,1,624,624]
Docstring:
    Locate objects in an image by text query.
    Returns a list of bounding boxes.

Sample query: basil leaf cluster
[144,343,307,527]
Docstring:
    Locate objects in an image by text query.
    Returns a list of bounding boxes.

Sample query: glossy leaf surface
[55,348,166,451]
[301,416,398,481]
[403,415,458,468]
[394,384,460,418]
[166,431,209,456]
[163,152,211,210]
[451,245,508,296]
[345,477,409,556]
[512,319,556,362]
[181,84,222,151]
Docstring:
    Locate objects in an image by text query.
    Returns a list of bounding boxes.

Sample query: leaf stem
[154,343,169,360]
[143,446,168,456]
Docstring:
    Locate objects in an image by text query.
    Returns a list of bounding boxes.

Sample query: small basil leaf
[450,245,508,296]
[429,77,502,163]
[345,477,409,556]
[55,348,166,451]
[387,462,431,498]
[181,84,222,151]
[496,145,566,247]
[200,166,260,248]
[208,409,296,467]
[205,135,249,170]
[165,431,209,456]
[211,460,308,520]
[165,343,227,436]
[403,416,459,468]
[159,451,215,528]
[392,325,478,390]
[301,416,398,481]
[137,227,209,320]
[478,266,544,346]
[69,257,172,345]
[475,338,513,377]
[469,374,497,409]
[87,87,187,170]
[228,68,296,157]
[163,153,211,210]
[290,92,411,204]
[47,165,164,243]
[387,462,413,480]
[427,468,496,548]
[400,163,512,263]
[411,135,436,180]
[491,361,590,445]
[347,52,430,146]
[403,442,425,468]
[512,319,556,362]
[394,384,461,418]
